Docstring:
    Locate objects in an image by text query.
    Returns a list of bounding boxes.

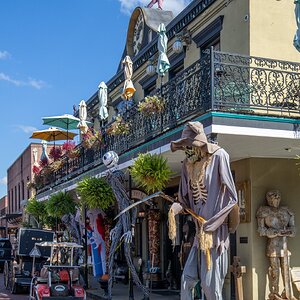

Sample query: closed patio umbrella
[122,56,136,100]
[157,23,170,77]
[294,0,300,51]
[98,82,109,121]
[77,100,89,134]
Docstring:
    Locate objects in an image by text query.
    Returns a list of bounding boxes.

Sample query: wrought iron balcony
[35,49,300,194]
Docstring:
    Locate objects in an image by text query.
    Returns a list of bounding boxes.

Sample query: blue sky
[0,0,191,198]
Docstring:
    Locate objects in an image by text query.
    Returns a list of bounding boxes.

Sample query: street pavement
[0,273,28,299]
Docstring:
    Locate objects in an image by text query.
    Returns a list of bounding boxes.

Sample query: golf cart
[29,242,86,300]
[3,228,54,294]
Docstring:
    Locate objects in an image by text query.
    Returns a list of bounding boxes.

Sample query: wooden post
[230,256,246,300]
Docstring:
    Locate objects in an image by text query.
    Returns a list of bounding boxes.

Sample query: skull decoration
[102,151,119,169]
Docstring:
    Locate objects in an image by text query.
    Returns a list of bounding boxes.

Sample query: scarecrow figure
[102,151,150,300]
[146,0,163,10]
[169,121,239,300]
[256,190,296,300]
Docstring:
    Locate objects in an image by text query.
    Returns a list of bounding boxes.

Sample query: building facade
[34,0,300,299]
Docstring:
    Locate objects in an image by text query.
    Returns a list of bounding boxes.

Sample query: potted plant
[106,116,130,136]
[82,129,103,149]
[130,153,172,194]
[76,177,115,210]
[138,95,165,116]
[46,191,77,218]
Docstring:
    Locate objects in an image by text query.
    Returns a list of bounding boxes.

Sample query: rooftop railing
[36,49,300,194]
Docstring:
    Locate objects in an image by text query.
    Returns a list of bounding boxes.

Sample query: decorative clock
[133,13,144,55]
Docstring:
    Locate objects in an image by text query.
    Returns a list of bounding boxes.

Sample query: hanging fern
[76,177,115,210]
[46,191,76,218]
[130,153,172,194]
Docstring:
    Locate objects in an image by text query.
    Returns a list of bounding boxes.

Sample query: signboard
[18,228,54,257]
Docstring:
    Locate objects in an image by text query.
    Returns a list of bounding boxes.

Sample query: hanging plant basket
[46,191,77,218]
[49,159,64,172]
[138,95,165,116]
[106,116,130,136]
[67,148,81,159]
[82,129,103,149]
[76,177,116,210]
[130,153,172,194]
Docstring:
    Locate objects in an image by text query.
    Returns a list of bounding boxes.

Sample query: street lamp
[146,58,156,76]
[172,29,192,54]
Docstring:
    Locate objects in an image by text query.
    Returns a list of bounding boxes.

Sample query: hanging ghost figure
[103,151,149,300]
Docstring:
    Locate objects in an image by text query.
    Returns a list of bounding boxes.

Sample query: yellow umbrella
[30,127,77,147]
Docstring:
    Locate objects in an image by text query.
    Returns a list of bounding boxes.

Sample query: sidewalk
[86,283,180,300]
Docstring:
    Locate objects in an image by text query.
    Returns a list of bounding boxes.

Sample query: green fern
[76,177,115,210]
[130,153,172,194]
[46,191,76,218]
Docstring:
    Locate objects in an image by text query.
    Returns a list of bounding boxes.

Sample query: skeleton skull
[103,151,119,168]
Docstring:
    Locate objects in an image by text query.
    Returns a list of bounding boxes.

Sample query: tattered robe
[178,148,238,300]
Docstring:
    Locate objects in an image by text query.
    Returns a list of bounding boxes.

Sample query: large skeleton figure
[256,190,296,300]
[102,151,150,300]
[170,121,239,300]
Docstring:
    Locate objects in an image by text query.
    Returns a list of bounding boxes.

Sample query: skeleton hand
[170,203,183,216]
[110,228,117,241]
[121,231,132,243]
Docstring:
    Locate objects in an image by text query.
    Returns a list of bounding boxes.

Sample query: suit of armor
[257,190,296,300]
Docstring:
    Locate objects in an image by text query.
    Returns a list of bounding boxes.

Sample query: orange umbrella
[30,127,77,147]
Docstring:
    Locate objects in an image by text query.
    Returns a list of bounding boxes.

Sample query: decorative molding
[193,15,224,48]
[95,0,218,97]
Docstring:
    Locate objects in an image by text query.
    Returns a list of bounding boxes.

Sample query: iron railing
[36,49,300,194]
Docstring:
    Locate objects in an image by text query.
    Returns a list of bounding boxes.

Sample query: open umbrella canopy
[30,127,77,142]
[98,82,109,121]
[42,114,81,130]
[122,55,136,100]
[157,23,170,77]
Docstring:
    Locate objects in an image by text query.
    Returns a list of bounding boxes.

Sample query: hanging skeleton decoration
[103,151,150,300]
[61,213,83,264]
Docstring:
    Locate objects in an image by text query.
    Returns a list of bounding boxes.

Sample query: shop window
[139,74,158,98]
[144,83,156,97]
[193,15,223,54]
[168,51,185,81]
[11,189,13,213]
[169,63,184,81]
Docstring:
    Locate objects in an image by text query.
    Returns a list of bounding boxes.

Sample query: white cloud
[0,72,48,89]
[0,176,7,185]
[117,0,192,16]
[0,50,10,60]
[15,125,38,134]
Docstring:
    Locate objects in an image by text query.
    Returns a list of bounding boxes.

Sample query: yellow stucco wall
[232,157,300,300]
[250,0,300,62]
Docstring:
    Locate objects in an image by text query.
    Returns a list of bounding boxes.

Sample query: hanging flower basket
[82,129,103,149]
[49,146,63,160]
[106,116,130,136]
[130,153,172,194]
[49,159,64,172]
[76,177,115,210]
[67,148,81,159]
[138,95,165,116]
